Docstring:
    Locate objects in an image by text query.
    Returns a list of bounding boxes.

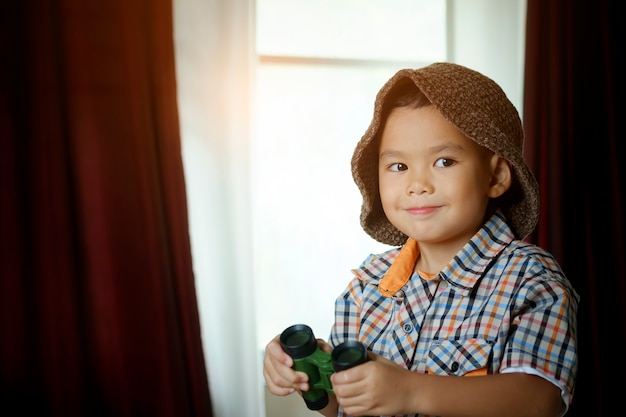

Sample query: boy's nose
[406,169,432,195]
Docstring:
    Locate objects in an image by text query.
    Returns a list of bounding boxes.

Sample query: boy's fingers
[317,338,333,353]
[266,335,294,367]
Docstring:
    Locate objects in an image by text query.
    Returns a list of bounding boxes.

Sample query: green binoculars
[280,324,369,411]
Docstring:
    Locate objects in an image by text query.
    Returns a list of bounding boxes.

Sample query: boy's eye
[389,163,408,172]
[434,158,455,168]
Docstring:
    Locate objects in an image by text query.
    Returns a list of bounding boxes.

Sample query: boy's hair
[351,63,539,246]
[382,78,431,111]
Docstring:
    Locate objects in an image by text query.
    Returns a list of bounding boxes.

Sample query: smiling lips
[406,206,439,215]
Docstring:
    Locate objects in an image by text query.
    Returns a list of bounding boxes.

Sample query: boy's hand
[263,334,310,395]
[316,338,333,354]
[330,351,410,416]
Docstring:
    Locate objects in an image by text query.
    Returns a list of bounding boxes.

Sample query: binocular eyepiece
[279,324,368,410]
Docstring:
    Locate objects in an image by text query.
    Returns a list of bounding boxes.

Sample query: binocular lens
[335,347,363,364]
[284,331,311,347]
[331,341,368,372]
[280,324,318,359]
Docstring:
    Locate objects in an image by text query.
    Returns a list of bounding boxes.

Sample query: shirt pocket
[426,338,492,376]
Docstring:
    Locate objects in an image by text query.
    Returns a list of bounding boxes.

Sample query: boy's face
[378,105,510,251]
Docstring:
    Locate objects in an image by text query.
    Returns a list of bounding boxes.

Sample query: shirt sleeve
[329,276,365,348]
[502,257,579,413]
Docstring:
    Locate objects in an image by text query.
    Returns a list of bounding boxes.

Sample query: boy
[263,62,578,417]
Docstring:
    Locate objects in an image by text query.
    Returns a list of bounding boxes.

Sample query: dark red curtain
[524,0,624,415]
[0,1,213,416]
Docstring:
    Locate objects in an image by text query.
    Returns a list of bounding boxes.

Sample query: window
[253,0,447,350]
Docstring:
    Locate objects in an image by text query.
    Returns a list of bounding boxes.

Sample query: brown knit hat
[351,62,539,246]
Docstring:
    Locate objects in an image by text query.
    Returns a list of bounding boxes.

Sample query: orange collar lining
[378,238,419,297]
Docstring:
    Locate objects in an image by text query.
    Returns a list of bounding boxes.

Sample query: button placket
[396,290,415,335]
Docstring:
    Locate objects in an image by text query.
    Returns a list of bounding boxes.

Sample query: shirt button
[402,323,412,333]
[451,362,459,372]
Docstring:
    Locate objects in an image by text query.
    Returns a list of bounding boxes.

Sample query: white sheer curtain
[173,0,263,415]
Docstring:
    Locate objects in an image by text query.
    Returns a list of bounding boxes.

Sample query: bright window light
[253,1,447,350]
[256,0,446,62]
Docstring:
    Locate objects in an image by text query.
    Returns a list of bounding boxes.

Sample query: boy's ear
[488,154,512,198]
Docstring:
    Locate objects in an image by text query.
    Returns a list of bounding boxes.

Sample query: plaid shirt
[329,212,579,417]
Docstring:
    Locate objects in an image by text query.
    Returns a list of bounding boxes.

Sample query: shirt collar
[352,211,515,297]
[439,211,515,296]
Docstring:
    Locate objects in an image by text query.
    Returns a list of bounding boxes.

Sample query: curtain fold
[524,1,624,415]
[1,1,213,416]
